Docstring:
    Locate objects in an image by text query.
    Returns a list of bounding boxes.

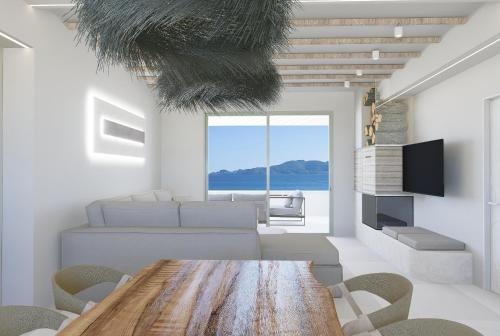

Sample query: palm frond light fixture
[74,0,296,112]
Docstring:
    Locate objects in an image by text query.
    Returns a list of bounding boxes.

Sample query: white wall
[0,47,3,304]
[407,53,500,287]
[1,0,161,306]
[162,89,356,236]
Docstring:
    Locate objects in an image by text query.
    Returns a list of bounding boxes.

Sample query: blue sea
[208,173,329,191]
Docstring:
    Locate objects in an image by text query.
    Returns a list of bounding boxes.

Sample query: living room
[1,0,500,335]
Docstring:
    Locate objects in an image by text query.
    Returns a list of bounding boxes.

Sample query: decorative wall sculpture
[74,0,295,112]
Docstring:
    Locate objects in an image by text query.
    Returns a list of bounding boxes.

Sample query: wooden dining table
[59,260,344,336]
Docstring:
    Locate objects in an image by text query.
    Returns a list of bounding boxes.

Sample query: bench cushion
[382,226,432,239]
[398,233,466,251]
[260,234,340,265]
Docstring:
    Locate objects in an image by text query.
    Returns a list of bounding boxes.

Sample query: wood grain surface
[59,260,343,336]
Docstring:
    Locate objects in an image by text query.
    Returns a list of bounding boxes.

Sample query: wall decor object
[92,98,145,159]
[364,91,383,145]
[74,0,295,112]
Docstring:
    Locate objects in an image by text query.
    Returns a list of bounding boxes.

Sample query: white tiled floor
[328,237,500,336]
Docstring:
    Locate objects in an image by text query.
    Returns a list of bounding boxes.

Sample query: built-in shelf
[355,145,405,195]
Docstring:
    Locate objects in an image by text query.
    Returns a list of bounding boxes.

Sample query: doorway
[206,113,332,234]
[487,95,500,295]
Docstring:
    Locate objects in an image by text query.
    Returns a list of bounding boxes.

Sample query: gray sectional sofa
[61,191,343,286]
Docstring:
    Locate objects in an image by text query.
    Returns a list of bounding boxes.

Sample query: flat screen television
[403,139,444,197]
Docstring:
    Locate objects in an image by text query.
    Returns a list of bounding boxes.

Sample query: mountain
[209,160,328,177]
[209,160,329,190]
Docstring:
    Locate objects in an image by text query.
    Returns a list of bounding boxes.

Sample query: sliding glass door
[207,114,331,233]
[269,116,330,232]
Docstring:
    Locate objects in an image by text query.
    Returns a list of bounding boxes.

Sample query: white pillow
[154,190,173,201]
[132,192,157,202]
[283,194,293,208]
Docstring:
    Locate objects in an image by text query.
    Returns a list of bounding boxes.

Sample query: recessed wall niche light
[394,26,404,38]
[372,49,380,61]
[356,69,363,77]
[30,4,75,7]
[0,31,31,48]
[344,81,351,88]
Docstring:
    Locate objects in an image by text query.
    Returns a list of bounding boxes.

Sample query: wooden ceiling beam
[291,17,467,27]
[277,64,404,71]
[282,74,390,80]
[274,51,420,60]
[289,36,440,45]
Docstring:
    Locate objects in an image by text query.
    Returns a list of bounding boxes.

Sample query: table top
[59,260,343,336]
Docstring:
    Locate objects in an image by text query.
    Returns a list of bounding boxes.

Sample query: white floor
[328,237,500,336]
[259,215,329,233]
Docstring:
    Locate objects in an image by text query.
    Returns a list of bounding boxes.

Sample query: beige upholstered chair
[329,272,413,336]
[0,306,66,336]
[53,264,128,314]
[354,318,483,336]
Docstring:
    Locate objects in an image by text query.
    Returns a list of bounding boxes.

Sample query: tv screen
[403,139,444,197]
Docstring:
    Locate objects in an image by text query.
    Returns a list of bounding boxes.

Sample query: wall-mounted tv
[403,139,444,197]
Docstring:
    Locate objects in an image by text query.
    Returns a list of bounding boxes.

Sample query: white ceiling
[0,34,24,48]
[26,0,487,87]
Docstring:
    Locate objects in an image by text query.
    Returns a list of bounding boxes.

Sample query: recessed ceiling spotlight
[394,25,404,38]
[356,69,363,77]
[372,49,380,61]
[344,81,351,88]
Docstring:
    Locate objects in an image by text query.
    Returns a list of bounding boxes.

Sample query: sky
[208,125,329,172]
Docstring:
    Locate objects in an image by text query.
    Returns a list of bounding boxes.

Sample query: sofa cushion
[260,234,340,266]
[154,190,173,202]
[269,207,302,217]
[207,194,233,201]
[291,190,304,210]
[102,201,180,228]
[398,233,466,251]
[86,196,132,227]
[233,193,266,201]
[131,192,157,202]
[382,226,432,239]
[180,201,257,229]
[232,194,267,223]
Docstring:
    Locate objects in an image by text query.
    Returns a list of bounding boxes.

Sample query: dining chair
[53,264,129,314]
[353,318,483,336]
[328,272,413,336]
[0,306,66,336]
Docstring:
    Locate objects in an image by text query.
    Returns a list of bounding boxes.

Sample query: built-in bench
[357,224,473,284]
[382,226,466,251]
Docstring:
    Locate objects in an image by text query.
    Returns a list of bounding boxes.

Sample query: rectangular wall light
[102,119,145,144]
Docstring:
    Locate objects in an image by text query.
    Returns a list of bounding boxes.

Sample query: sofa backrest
[180,201,257,229]
[207,193,233,201]
[102,201,180,228]
[86,190,173,227]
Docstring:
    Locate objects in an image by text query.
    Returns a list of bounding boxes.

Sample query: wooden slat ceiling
[135,15,466,88]
[28,1,476,89]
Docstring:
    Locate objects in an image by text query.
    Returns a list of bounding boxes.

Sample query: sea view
[208,160,329,191]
